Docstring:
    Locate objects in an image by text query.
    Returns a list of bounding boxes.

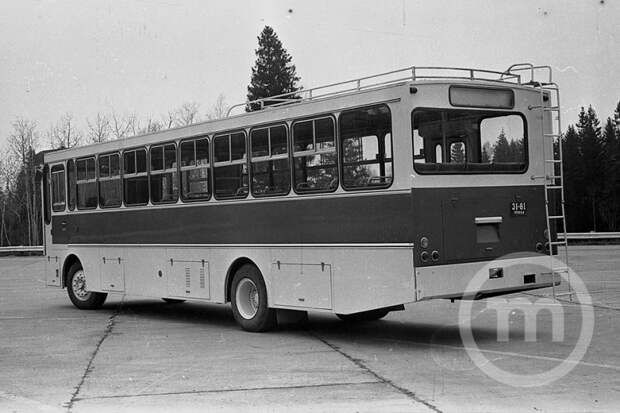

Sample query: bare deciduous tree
[206,94,228,120]
[48,113,82,149]
[174,102,201,126]
[86,113,111,144]
[111,112,131,140]
[8,118,40,245]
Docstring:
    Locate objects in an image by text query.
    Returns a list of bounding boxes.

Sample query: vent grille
[185,267,191,290]
[200,268,206,289]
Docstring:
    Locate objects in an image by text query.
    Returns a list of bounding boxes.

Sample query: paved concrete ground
[1,246,619,412]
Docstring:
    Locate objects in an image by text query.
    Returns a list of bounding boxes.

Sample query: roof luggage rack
[227,63,553,116]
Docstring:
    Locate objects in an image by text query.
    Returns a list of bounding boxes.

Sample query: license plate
[511,201,527,216]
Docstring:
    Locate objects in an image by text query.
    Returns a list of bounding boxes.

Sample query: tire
[336,308,391,323]
[230,264,276,332]
[162,298,186,304]
[67,263,107,310]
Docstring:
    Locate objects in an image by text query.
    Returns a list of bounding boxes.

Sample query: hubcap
[236,278,259,320]
[72,270,92,301]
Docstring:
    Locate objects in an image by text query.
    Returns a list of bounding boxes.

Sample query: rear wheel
[231,264,276,332]
[336,308,390,323]
[67,263,107,309]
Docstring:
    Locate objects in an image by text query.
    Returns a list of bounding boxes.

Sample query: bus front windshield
[412,109,527,173]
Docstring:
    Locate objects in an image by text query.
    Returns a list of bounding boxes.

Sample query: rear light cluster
[419,236,440,263]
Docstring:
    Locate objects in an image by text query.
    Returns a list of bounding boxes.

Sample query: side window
[250,125,290,197]
[76,157,97,209]
[292,117,338,193]
[340,105,393,189]
[67,159,76,211]
[150,143,178,204]
[123,148,148,206]
[51,164,66,212]
[98,153,121,207]
[213,131,248,199]
[180,137,210,201]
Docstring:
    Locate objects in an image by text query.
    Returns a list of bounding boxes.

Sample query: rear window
[412,109,527,174]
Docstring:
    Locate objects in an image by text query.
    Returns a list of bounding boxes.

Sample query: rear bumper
[415,253,559,301]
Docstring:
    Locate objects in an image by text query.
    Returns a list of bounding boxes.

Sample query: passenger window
[67,159,76,211]
[292,117,338,193]
[340,105,393,189]
[76,157,97,209]
[150,143,178,204]
[123,148,148,206]
[250,125,290,197]
[51,164,66,212]
[98,153,121,207]
[213,132,248,199]
[180,137,210,201]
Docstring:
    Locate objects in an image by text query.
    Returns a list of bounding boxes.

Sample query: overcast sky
[1,0,618,149]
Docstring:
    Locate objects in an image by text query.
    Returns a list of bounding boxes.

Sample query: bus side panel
[310,247,415,315]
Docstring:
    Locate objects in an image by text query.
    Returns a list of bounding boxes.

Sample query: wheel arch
[225,257,261,303]
[62,254,81,288]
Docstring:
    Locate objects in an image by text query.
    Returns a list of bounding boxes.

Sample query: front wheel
[67,263,107,309]
[230,264,276,332]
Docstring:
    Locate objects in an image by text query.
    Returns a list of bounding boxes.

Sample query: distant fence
[560,232,620,242]
[0,246,44,256]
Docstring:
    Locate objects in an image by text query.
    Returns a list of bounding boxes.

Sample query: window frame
[249,123,291,198]
[122,146,149,207]
[50,163,66,212]
[98,151,122,208]
[149,141,179,205]
[75,156,98,210]
[212,130,249,200]
[338,104,394,191]
[179,135,212,202]
[411,107,529,175]
[67,159,76,211]
[291,114,339,195]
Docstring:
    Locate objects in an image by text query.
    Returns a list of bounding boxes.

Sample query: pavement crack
[72,380,381,401]
[307,329,444,413]
[64,302,123,412]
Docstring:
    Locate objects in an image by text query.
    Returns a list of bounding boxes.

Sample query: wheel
[336,308,391,323]
[162,298,186,304]
[67,263,107,309]
[230,264,276,332]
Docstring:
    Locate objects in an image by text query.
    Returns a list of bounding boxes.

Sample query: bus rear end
[409,82,557,301]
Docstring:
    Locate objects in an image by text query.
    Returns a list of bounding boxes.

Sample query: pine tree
[246,26,300,112]
[562,125,585,231]
[576,106,604,231]
[492,129,511,162]
[450,142,465,163]
[600,117,620,230]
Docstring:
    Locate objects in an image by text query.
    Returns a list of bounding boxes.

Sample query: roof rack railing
[227,64,550,117]
[501,63,554,86]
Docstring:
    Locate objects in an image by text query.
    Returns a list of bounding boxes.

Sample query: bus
[41,64,568,332]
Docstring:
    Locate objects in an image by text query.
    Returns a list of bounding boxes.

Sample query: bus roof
[44,63,553,163]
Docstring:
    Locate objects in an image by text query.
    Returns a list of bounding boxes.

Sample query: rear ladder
[505,64,573,300]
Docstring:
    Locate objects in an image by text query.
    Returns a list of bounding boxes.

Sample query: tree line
[0,97,229,247]
[562,102,620,232]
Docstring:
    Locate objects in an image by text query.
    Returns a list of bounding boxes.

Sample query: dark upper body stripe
[52,192,414,245]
